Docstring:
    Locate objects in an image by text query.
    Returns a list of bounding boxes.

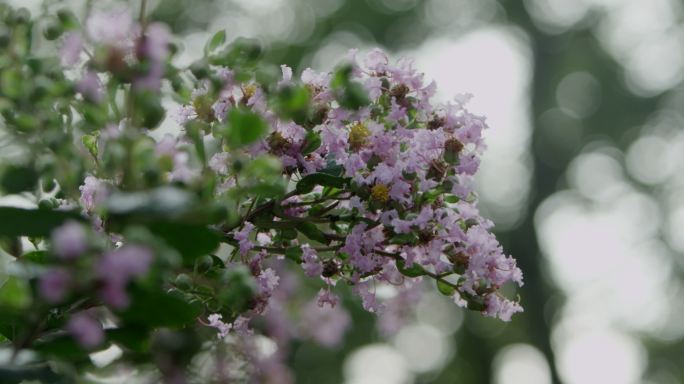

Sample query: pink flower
[234,222,255,255]
[86,8,133,46]
[301,244,322,278]
[79,176,109,213]
[68,312,104,348]
[278,65,293,87]
[155,134,177,158]
[352,280,383,313]
[77,71,104,103]
[364,48,389,72]
[207,313,231,339]
[258,268,280,296]
[316,289,340,308]
[39,268,71,304]
[208,152,231,175]
[301,298,351,347]
[484,294,523,322]
[51,221,88,260]
[59,32,82,67]
[96,245,154,309]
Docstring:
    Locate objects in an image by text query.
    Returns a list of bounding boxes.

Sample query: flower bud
[426,159,447,181]
[444,138,464,165]
[322,260,339,278]
[428,115,446,130]
[390,84,409,100]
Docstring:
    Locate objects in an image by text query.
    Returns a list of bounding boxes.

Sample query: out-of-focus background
[9,0,684,382]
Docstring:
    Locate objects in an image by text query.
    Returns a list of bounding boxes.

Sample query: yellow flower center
[349,122,370,151]
[243,84,257,99]
[371,183,390,203]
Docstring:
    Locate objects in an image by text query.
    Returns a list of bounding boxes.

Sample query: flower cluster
[176,48,524,323]
[0,4,523,382]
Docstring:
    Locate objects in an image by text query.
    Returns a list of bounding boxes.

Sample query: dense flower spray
[0,3,522,382]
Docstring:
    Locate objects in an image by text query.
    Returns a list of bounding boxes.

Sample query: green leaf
[246,183,286,199]
[467,297,486,311]
[208,38,262,68]
[436,279,456,296]
[107,327,149,353]
[243,156,282,178]
[105,187,197,222]
[0,277,30,309]
[22,250,48,264]
[148,222,220,266]
[0,307,25,342]
[82,134,98,159]
[0,207,82,237]
[57,9,80,30]
[284,246,302,263]
[295,222,328,244]
[319,162,344,176]
[301,131,321,155]
[273,85,311,123]
[218,266,257,315]
[295,173,348,194]
[390,233,419,246]
[132,91,165,129]
[330,64,353,89]
[280,228,298,240]
[205,30,226,54]
[337,82,371,110]
[0,236,21,257]
[0,363,70,384]
[0,164,38,194]
[395,259,426,278]
[221,108,268,148]
[252,211,292,230]
[32,334,95,361]
[119,287,202,328]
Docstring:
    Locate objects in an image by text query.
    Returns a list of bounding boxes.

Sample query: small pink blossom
[68,312,104,348]
[51,221,88,260]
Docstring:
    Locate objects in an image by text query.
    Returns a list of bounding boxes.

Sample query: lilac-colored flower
[96,245,153,309]
[258,268,280,296]
[212,99,230,121]
[457,153,480,175]
[301,244,322,278]
[207,313,231,339]
[352,281,383,313]
[316,289,339,308]
[137,23,169,62]
[77,71,104,103]
[208,152,230,175]
[234,222,255,255]
[155,134,177,158]
[301,298,351,347]
[51,221,88,260]
[278,65,293,87]
[68,312,104,348]
[364,48,388,72]
[174,105,196,125]
[59,32,83,67]
[79,176,108,213]
[86,8,133,45]
[169,152,197,183]
[387,98,407,123]
[483,294,523,322]
[301,68,330,89]
[39,268,71,304]
[364,76,382,100]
